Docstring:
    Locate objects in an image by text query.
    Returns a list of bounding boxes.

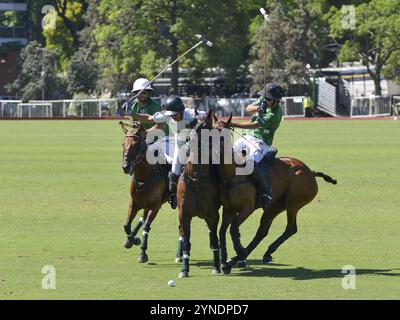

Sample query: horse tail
[313,171,337,185]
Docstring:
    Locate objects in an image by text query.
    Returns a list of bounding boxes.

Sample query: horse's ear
[206,108,214,126]
[226,113,232,127]
[213,112,218,123]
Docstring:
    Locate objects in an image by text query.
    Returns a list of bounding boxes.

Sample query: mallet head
[195,34,213,47]
[260,7,270,22]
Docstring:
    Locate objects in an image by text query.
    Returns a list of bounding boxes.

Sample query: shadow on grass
[228,266,400,280]
[144,258,400,280]
[168,259,400,280]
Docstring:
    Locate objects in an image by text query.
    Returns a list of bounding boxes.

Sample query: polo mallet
[260,8,270,98]
[124,34,213,112]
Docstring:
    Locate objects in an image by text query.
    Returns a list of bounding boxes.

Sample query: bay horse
[120,121,169,263]
[214,114,337,274]
[176,109,222,278]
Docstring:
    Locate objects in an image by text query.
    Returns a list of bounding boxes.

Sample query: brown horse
[214,115,337,274]
[120,121,169,263]
[176,109,222,278]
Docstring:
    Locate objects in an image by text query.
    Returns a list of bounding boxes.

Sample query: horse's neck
[185,152,213,179]
[219,149,235,182]
[134,153,153,181]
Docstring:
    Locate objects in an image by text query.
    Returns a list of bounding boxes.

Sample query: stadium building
[0,0,28,99]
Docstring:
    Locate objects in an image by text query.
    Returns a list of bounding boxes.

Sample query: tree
[87,0,262,95]
[66,48,99,96]
[249,0,331,93]
[42,0,88,70]
[328,0,400,95]
[6,42,63,101]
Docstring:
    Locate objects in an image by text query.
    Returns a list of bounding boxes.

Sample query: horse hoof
[212,268,221,275]
[138,253,148,263]
[237,260,248,268]
[178,271,189,278]
[132,237,141,246]
[123,239,133,249]
[263,255,273,264]
[175,257,182,263]
[221,264,232,275]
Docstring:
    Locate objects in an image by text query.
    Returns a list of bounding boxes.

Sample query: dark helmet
[258,83,284,100]
[163,96,185,116]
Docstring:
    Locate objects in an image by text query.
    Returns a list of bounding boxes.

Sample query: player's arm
[246,104,259,114]
[246,97,266,114]
[131,113,156,124]
[146,123,165,133]
[229,121,260,129]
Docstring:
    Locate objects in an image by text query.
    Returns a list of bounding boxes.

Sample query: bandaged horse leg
[179,214,192,278]
[219,208,234,274]
[175,225,184,263]
[123,199,141,248]
[206,218,221,275]
[126,216,144,247]
[138,207,160,263]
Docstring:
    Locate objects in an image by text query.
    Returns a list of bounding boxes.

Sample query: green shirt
[130,98,163,131]
[244,96,283,146]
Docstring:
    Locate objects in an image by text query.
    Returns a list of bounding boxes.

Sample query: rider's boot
[251,159,273,210]
[168,172,179,209]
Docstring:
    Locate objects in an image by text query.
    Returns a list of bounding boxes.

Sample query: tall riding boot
[252,160,273,210]
[168,172,179,209]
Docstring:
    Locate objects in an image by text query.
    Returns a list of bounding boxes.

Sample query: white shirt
[152,108,206,145]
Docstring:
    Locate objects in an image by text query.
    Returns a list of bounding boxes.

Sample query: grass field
[1,119,399,300]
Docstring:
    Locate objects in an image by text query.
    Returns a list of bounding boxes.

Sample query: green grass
[1,119,400,300]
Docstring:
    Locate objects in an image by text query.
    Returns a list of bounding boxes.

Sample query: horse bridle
[123,131,147,174]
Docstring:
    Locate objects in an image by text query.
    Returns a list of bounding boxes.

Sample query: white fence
[17,103,53,118]
[0,99,118,118]
[281,96,306,118]
[350,96,392,117]
[393,96,400,116]
[1,97,307,119]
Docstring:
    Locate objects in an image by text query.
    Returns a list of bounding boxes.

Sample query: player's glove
[257,100,267,114]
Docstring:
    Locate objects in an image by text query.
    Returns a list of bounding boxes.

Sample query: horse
[176,109,222,278]
[120,121,170,263]
[213,114,337,274]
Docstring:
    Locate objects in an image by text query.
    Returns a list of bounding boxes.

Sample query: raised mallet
[125,34,213,110]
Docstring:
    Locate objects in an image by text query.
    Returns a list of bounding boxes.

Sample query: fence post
[99,100,102,118]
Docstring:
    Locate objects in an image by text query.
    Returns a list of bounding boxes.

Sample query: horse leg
[138,207,160,263]
[178,214,192,278]
[123,199,141,248]
[244,210,277,258]
[228,207,253,266]
[206,216,221,275]
[175,224,184,263]
[219,208,234,274]
[263,208,298,263]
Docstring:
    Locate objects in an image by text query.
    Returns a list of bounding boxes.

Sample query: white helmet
[131,78,153,93]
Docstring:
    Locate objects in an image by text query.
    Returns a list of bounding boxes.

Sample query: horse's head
[213,113,233,159]
[120,121,147,175]
[187,108,215,152]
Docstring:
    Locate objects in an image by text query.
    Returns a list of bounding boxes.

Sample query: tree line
[7,0,400,100]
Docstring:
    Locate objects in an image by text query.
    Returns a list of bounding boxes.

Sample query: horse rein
[215,120,263,153]
[123,131,147,167]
